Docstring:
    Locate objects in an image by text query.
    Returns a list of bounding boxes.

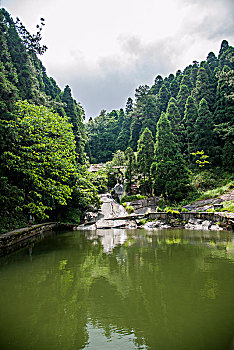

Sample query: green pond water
[0,228,233,350]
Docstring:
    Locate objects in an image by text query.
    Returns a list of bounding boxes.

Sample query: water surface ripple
[0,228,233,350]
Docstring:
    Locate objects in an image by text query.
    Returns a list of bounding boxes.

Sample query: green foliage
[157,84,171,113]
[15,16,47,55]
[86,109,123,163]
[192,67,211,107]
[139,218,148,225]
[137,128,154,178]
[181,207,189,212]
[125,97,133,115]
[1,101,100,227]
[125,205,134,214]
[137,127,154,195]
[197,181,234,200]
[1,10,233,220]
[124,147,136,194]
[164,207,180,215]
[166,98,183,148]
[155,206,163,212]
[90,171,108,194]
[121,194,146,204]
[62,85,86,163]
[191,150,210,167]
[183,96,198,162]
[170,78,179,98]
[195,98,215,159]
[219,201,234,213]
[152,112,190,201]
[207,52,218,71]
[86,40,233,180]
[1,101,77,219]
[177,84,190,116]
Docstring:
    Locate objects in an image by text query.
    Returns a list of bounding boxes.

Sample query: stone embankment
[1,192,233,256]
[144,211,234,231]
[80,193,234,231]
[182,189,234,211]
[0,222,59,256]
[0,222,82,256]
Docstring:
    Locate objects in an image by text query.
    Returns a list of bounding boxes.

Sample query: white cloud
[2,0,234,117]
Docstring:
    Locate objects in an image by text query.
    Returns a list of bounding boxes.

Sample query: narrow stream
[0,228,233,350]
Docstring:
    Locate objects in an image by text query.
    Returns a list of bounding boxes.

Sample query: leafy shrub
[139,218,147,225]
[220,201,234,213]
[155,206,163,212]
[198,181,234,200]
[121,194,146,204]
[164,207,180,214]
[181,207,189,212]
[125,205,134,214]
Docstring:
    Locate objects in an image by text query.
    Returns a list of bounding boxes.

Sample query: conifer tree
[181,74,192,92]
[170,78,179,98]
[190,61,199,87]
[125,147,136,194]
[166,98,183,148]
[138,94,158,136]
[176,70,183,84]
[206,52,218,71]
[192,67,212,108]
[135,85,150,105]
[129,116,142,151]
[150,75,163,95]
[183,96,198,162]
[151,112,189,201]
[62,85,86,163]
[157,84,171,112]
[195,98,215,158]
[137,127,154,193]
[177,84,190,116]
[125,97,133,115]
[214,66,234,169]
[115,113,132,151]
[214,66,234,124]
[218,40,229,59]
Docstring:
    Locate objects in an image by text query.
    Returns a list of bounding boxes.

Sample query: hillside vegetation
[86,39,233,202]
[0,8,233,233]
[0,9,100,232]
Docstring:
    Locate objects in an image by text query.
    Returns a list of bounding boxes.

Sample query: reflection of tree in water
[0,229,233,350]
[83,230,233,349]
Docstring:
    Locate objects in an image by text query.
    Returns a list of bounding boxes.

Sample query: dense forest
[0,9,100,232]
[0,8,233,232]
[86,38,234,199]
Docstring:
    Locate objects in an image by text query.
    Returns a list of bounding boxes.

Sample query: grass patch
[220,201,234,213]
[124,205,134,214]
[164,207,180,214]
[197,181,234,200]
[121,194,146,204]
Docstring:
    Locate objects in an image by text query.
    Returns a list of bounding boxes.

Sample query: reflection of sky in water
[0,228,233,350]
[84,321,144,350]
[87,229,128,253]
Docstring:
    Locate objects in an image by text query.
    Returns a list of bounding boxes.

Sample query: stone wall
[0,223,59,256]
[126,196,160,214]
[147,212,234,231]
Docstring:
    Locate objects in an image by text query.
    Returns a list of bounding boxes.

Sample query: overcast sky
[3,0,234,118]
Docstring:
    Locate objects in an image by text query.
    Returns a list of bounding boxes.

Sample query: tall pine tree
[195,98,215,159]
[137,127,154,194]
[183,96,198,163]
[151,112,189,201]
